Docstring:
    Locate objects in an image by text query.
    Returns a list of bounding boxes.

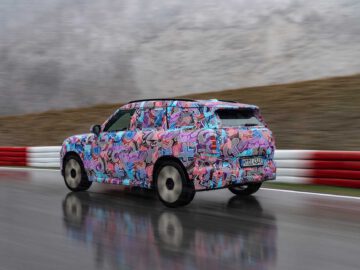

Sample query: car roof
[122,98,258,110]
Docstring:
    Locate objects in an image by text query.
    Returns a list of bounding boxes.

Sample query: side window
[104,109,135,132]
[132,108,166,130]
[168,107,199,129]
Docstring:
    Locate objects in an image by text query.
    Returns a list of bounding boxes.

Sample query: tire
[154,160,195,208]
[63,154,92,192]
[228,183,262,196]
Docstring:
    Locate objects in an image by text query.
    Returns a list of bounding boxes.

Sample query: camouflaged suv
[61,98,276,207]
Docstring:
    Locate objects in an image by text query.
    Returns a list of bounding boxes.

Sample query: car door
[131,107,167,187]
[98,109,136,182]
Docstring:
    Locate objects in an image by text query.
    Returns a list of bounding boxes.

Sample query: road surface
[0,168,359,270]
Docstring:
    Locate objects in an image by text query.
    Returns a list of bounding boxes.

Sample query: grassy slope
[0,74,359,149]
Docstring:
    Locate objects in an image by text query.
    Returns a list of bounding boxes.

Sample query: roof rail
[218,99,238,103]
[128,98,196,103]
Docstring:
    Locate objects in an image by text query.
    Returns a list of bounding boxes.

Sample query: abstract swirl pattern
[61,99,276,190]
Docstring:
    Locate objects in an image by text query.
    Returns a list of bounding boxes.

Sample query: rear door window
[216,109,263,127]
[133,108,166,130]
[167,107,200,129]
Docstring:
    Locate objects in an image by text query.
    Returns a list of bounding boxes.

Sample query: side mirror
[90,124,101,136]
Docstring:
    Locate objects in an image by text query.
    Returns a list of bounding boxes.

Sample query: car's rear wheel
[63,155,92,192]
[155,161,195,208]
[228,183,262,196]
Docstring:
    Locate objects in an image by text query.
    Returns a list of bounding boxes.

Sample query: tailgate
[218,127,275,159]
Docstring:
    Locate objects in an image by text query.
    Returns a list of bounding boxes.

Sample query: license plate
[241,157,263,167]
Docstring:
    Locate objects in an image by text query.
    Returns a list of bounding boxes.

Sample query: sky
[0,0,359,115]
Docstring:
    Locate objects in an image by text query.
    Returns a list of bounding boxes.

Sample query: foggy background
[1,0,359,115]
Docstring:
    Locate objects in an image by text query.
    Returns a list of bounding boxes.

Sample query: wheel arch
[152,156,190,188]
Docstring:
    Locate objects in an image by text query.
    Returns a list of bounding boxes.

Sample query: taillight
[199,131,219,156]
[209,136,217,151]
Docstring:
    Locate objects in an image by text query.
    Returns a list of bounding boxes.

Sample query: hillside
[1,74,359,150]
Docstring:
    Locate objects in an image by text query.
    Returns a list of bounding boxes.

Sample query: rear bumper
[191,157,276,191]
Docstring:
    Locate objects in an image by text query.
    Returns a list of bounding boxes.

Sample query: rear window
[216,109,263,127]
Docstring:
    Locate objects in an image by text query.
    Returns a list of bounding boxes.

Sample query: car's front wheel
[155,161,195,208]
[63,155,92,192]
[228,183,262,196]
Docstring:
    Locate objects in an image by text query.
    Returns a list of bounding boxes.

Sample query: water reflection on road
[62,189,277,270]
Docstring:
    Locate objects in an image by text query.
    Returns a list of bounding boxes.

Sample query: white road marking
[262,188,360,200]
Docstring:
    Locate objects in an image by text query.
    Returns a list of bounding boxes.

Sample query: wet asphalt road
[0,168,359,270]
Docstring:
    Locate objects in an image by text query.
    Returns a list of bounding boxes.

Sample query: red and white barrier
[275,150,360,188]
[0,146,61,168]
[0,147,360,188]
[27,146,61,168]
[0,147,27,166]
